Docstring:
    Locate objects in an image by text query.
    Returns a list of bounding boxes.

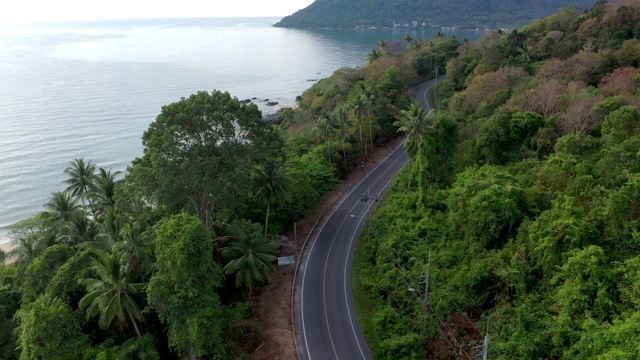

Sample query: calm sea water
[0,17,482,242]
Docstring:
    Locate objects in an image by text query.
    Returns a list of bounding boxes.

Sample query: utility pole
[483,318,489,360]
[294,221,297,253]
[359,186,377,243]
[475,318,489,359]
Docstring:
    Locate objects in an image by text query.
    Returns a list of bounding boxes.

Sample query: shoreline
[1,240,17,265]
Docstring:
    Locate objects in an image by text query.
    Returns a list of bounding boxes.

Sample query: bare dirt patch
[254,137,405,360]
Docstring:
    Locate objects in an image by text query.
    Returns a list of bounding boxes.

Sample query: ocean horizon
[0,17,482,244]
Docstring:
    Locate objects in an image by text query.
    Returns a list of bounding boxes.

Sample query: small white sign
[278,255,295,265]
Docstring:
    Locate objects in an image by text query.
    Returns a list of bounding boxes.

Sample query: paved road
[299,145,408,360]
[412,76,443,111]
[297,77,440,360]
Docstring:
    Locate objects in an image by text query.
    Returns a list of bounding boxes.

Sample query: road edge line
[296,142,405,360]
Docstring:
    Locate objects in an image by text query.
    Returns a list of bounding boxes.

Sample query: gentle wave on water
[0,17,483,243]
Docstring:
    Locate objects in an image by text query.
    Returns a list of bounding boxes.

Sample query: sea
[0,17,483,243]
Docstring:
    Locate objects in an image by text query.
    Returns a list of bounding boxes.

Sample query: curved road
[297,78,440,360]
[412,76,443,109]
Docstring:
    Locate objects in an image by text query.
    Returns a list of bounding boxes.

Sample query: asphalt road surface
[299,144,408,360]
[297,77,440,359]
[412,76,443,111]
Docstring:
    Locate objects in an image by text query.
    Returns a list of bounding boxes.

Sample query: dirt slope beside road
[255,137,404,360]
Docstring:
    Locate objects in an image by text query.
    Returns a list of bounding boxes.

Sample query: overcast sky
[0,0,315,23]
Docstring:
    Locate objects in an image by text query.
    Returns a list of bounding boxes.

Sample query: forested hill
[353,0,640,358]
[274,0,597,29]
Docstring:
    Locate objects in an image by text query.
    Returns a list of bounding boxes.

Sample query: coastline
[0,239,16,265]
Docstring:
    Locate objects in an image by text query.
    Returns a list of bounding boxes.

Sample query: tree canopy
[352,0,640,358]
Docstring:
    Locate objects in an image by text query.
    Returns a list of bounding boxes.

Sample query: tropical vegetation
[3,0,640,358]
[353,0,640,358]
[0,43,415,357]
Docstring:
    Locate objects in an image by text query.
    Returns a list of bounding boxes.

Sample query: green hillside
[275,0,598,29]
[4,0,640,358]
[352,0,640,358]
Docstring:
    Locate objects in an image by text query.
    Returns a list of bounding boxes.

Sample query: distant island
[274,0,598,29]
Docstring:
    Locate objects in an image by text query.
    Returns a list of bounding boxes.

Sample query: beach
[1,239,16,265]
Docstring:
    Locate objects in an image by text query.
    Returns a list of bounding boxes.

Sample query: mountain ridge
[275,0,598,29]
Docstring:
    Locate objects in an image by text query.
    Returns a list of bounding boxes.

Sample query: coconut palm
[44,191,79,228]
[348,94,368,155]
[79,250,144,337]
[64,158,98,213]
[8,235,45,266]
[220,233,279,298]
[356,82,376,161]
[403,33,415,45]
[334,107,353,168]
[78,207,121,253]
[58,211,99,246]
[367,48,382,63]
[100,206,123,244]
[313,113,339,165]
[394,102,436,154]
[254,164,295,236]
[409,40,423,51]
[376,39,387,52]
[91,167,121,217]
[115,221,152,282]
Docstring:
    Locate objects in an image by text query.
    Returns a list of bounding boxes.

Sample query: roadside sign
[278,255,295,265]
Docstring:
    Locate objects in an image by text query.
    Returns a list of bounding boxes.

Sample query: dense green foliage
[0,89,346,359]
[2,47,422,357]
[148,213,226,358]
[275,0,597,29]
[353,0,640,358]
[8,1,639,357]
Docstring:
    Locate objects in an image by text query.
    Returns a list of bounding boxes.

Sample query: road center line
[321,149,408,359]
[301,144,405,360]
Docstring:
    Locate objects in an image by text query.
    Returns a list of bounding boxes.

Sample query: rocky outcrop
[263,109,284,125]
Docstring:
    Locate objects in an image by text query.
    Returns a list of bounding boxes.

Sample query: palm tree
[334,107,353,169]
[367,48,382,63]
[393,102,436,154]
[356,82,376,161]
[408,40,423,51]
[348,94,368,156]
[220,234,279,298]
[8,235,45,266]
[114,221,152,282]
[44,191,79,228]
[64,158,97,214]
[254,165,295,236]
[403,33,415,45]
[313,113,338,165]
[78,207,121,253]
[91,167,121,217]
[100,206,122,244]
[58,211,99,246]
[376,39,388,53]
[79,251,144,337]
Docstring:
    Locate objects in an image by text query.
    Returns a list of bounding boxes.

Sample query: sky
[0,0,315,23]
